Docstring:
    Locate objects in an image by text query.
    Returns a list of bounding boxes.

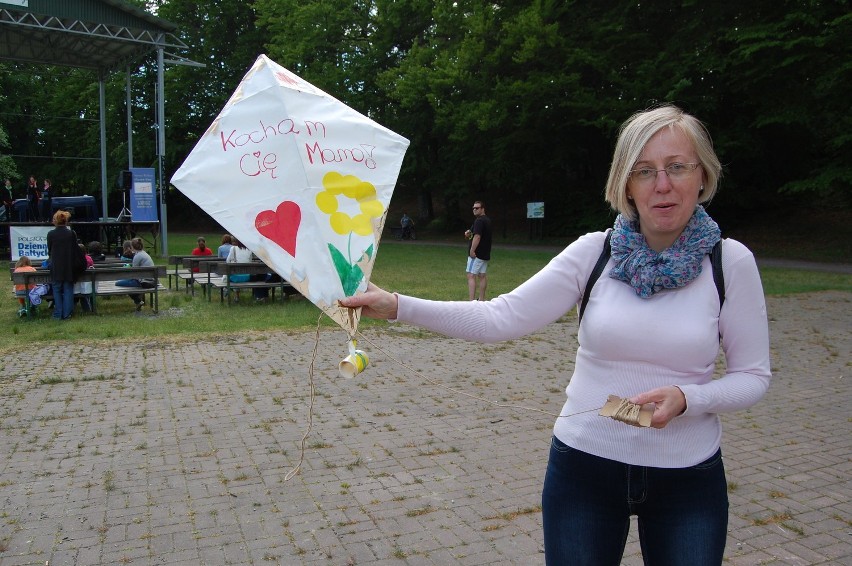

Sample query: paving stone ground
[0,291,849,565]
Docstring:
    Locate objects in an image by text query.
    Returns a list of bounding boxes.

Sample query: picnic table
[167,254,204,291]
[202,261,298,305]
[12,265,167,319]
[180,256,221,296]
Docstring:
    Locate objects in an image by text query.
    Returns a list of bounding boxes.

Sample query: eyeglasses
[628,162,700,184]
[472,206,481,210]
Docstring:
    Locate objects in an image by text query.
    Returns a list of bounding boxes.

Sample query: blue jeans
[51,281,75,319]
[542,436,728,566]
[116,278,142,305]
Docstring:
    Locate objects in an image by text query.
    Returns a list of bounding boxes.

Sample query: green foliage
[0,0,848,235]
[0,121,16,181]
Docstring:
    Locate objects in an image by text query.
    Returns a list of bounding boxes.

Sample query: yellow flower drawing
[316,172,384,236]
[315,172,384,295]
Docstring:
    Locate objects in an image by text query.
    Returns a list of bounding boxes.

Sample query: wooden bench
[167,254,194,290]
[203,261,297,305]
[11,269,85,318]
[167,254,219,291]
[13,265,167,318]
[88,265,168,312]
[181,256,221,296]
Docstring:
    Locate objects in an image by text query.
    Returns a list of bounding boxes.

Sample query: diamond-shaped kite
[171,55,409,356]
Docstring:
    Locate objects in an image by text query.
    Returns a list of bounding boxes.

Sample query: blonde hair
[15,256,31,268]
[52,210,71,226]
[604,105,722,221]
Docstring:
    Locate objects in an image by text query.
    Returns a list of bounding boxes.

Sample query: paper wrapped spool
[599,395,654,428]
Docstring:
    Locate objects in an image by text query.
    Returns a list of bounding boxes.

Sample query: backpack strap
[710,239,724,309]
[579,232,725,323]
[579,230,612,323]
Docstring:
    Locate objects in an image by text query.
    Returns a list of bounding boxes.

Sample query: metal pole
[126,68,133,168]
[99,75,108,221]
[157,47,168,256]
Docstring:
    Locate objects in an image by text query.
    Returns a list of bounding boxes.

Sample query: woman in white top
[342,105,771,565]
[225,238,253,301]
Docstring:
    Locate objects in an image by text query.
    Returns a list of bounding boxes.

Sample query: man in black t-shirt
[464,200,492,300]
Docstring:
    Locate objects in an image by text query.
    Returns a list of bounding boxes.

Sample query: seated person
[117,239,134,262]
[87,241,107,263]
[217,234,233,259]
[226,238,253,301]
[251,271,282,302]
[13,256,37,317]
[191,236,213,272]
[115,238,155,311]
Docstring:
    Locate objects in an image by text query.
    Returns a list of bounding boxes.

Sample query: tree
[718,2,851,204]
[156,0,268,225]
[1,0,847,238]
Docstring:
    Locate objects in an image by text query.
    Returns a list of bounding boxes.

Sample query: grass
[2,235,849,354]
[759,267,852,295]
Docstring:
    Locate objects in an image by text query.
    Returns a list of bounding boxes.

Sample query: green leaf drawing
[328,243,365,296]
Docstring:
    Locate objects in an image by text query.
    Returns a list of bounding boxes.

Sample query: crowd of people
[1,174,55,222]
[10,207,161,318]
[11,227,283,316]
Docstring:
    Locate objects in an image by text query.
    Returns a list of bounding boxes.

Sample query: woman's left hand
[630,386,687,429]
[338,282,398,320]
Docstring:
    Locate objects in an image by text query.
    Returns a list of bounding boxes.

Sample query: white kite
[171,55,409,374]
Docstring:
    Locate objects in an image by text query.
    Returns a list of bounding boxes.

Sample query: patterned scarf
[609,206,721,298]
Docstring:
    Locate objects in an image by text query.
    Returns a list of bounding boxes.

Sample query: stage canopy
[0,0,202,254]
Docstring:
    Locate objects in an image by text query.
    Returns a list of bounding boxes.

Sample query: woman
[40,178,53,220]
[115,238,154,311]
[26,175,40,221]
[342,105,771,565]
[190,236,213,272]
[217,234,234,259]
[46,210,79,319]
[226,238,253,301]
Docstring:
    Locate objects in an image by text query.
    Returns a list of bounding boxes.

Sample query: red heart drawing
[255,201,301,256]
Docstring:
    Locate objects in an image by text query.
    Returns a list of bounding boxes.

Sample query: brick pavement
[0,291,849,565]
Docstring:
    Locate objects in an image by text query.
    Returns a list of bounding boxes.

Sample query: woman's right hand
[339,282,398,320]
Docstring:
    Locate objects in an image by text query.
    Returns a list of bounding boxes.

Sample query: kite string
[283,312,322,482]
[283,323,598,482]
[354,330,599,420]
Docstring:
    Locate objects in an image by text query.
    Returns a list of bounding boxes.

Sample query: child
[117,239,134,262]
[74,244,94,312]
[13,256,37,317]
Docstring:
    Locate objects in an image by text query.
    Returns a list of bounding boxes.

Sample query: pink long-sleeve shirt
[396,231,771,468]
